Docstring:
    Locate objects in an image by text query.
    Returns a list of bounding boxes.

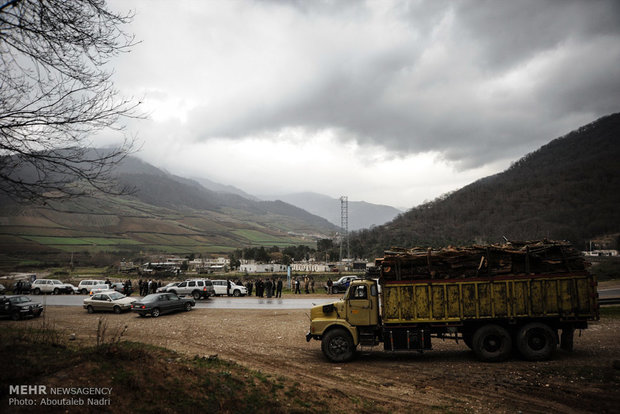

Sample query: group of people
[244,278,283,298]
[137,279,161,296]
[292,275,315,294]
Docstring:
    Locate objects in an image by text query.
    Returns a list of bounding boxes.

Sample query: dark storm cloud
[174,0,620,169]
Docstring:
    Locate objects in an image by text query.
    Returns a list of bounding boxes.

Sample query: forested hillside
[350,113,620,258]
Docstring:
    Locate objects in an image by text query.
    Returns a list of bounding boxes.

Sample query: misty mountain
[0,154,340,259]
[350,113,620,258]
[258,192,403,231]
[190,176,260,201]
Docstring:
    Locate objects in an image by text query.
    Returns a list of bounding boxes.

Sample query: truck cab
[306,278,380,362]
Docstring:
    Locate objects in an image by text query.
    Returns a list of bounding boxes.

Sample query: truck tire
[516,323,557,361]
[53,288,60,295]
[321,328,355,363]
[233,290,240,297]
[192,291,201,300]
[33,288,41,295]
[472,324,512,362]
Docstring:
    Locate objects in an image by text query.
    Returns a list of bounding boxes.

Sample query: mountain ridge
[259,192,403,231]
[349,112,620,258]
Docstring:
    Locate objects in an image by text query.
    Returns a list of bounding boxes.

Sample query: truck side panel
[382,273,597,324]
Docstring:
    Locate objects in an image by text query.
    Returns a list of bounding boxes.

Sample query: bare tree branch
[0,0,142,203]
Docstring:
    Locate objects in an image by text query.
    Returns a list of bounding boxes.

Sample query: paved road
[22,295,335,310]
[19,287,620,309]
[598,288,620,305]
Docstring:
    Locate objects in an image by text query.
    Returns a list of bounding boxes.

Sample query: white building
[239,263,288,273]
[290,263,330,272]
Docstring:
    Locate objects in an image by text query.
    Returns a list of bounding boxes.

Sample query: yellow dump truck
[306,241,599,362]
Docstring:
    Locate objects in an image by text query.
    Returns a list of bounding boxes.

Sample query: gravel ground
[8,299,620,413]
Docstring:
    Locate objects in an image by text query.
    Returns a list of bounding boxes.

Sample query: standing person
[327,278,333,294]
[304,276,310,294]
[246,280,253,296]
[310,277,315,294]
[265,279,272,298]
[294,278,301,294]
[138,279,143,296]
[226,279,231,297]
[276,278,283,298]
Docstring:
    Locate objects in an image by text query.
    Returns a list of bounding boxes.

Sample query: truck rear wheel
[472,324,512,362]
[516,323,557,361]
[321,328,355,363]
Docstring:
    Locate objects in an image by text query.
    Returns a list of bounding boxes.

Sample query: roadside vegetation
[0,323,328,413]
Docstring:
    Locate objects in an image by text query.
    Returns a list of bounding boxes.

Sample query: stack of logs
[378,239,588,281]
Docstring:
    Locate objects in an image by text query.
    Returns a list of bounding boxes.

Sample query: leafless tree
[0,0,140,203]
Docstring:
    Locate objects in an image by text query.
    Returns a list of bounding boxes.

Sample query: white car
[88,285,114,296]
[31,279,75,295]
[212,280,247,297]
[77,280,107,294]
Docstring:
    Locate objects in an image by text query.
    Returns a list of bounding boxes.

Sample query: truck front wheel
[472,324,512,362]
[516,323,557,361]
[321,328,355,363]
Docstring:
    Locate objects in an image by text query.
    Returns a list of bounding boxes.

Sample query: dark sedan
[0,295,43,320]
[131,293,194,317]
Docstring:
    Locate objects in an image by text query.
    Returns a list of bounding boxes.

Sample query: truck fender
[322,323,359,346]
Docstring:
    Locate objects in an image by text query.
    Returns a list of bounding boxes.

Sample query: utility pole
[340,196,349,264]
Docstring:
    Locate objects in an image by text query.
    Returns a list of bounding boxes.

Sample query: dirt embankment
[8,305,620,414]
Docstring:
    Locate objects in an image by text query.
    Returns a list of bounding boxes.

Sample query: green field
[22,236,142,246]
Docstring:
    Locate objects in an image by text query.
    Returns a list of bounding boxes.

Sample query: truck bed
[381,272,598,324]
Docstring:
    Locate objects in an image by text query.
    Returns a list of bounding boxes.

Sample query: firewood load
[378,239,587,281]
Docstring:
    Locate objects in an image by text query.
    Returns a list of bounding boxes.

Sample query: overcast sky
[101,0,620,209]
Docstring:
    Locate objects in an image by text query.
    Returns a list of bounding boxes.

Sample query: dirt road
[13,303,620,413]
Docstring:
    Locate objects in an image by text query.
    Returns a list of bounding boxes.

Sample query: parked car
[156,282,180,293]
[65,283,80,294]
[108,282,132,295]
[31,279,75,295]
[168,279,214,300]
[83,291,136,314]
[0,295,43,320]
[77,280,107,294]
[88,285,114,296]
[212,280,247,297]
[327,276,361,294]
[131,293,195,317]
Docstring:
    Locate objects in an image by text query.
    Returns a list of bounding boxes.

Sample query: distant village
[119,257,370,275]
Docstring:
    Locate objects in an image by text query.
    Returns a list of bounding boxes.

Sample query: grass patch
[0,325,328,413]
[599,305,620,318]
